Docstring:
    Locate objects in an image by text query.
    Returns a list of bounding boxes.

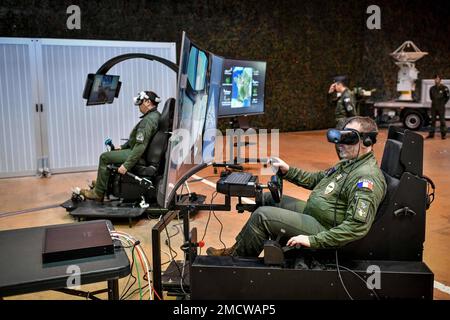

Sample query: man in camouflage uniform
[81,91,161,201]
[427,74,449,140]
[328,75,357,129]
[207,116,386,256]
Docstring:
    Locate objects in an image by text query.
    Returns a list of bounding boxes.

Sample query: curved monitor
[160,33,267,208]
[162,32,221,208]
[218,59,266,118]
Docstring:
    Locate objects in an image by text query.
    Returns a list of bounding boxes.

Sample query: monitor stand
[228,116,264,165]
[229,115,250,130]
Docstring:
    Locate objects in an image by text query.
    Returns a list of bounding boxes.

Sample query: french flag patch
[357,179,374,191]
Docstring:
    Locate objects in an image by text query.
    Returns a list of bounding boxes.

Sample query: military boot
[80,189,104,202]
[206,244,237,256]
[426,133,435,139]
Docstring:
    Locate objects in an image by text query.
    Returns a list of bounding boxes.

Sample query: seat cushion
[374,171,399,221]
[133,165,157,177]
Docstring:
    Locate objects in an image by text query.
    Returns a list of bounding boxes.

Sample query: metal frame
[152,194,232,299]
[96,53,178,75]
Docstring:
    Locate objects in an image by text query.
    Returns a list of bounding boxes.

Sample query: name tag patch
[324,182,336,195]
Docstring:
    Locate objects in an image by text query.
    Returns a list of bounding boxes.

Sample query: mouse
[189,192,198,201]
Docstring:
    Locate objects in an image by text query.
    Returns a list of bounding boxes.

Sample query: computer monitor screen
[162,33,220,208]
[86,74,120,106]
[218,59,266,117]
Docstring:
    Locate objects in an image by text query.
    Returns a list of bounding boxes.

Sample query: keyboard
[223,172,253,185]
[216,172,258,198]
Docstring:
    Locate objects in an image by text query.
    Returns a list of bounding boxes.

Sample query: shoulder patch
[325,167,336,177]
[136,130,145,143]
[324,181,336,195]
[353,198,370,223]
[357,178,374,191]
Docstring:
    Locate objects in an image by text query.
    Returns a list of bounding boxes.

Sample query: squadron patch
[324,181,335,195]
[325,167,336,177]
[136,131,145,143]
[356,179,374,191]
[353,198,370,223]
[344,98,353,111]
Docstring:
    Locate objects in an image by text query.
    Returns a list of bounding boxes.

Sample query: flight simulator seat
[190,126,434,300]
[107,98,175,204]
[339,125,431,261]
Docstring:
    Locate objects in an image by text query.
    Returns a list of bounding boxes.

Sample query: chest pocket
[306,175,347,227]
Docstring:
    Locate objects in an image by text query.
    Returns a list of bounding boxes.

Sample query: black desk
[0,220,130,300]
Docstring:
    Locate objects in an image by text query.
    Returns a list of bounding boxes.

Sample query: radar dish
[390,41,428,62]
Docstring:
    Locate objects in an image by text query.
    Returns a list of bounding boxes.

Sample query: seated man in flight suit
[207,116,387,256]
[81,91,161,201]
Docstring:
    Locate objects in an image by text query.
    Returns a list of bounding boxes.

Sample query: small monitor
[218,59,266,118]
[84,74,120,106]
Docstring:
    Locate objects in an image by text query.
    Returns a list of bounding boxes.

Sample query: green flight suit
[234,151,386,256]
[429,84,449,137]
[329,88,357,128]
[93,108,160,195]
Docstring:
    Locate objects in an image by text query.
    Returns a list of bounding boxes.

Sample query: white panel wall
[0,39,39,177]
[39,39,177,173]
[0,38,177,177]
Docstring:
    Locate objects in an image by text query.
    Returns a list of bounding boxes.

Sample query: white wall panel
[0,39,39,177]
[38,39,177,173]
[0,38,177,177]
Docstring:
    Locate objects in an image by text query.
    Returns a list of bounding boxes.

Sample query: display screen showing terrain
[218,59,266,117]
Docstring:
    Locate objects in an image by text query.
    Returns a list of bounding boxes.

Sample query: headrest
[380,139,404,178]
[158,98,175,132]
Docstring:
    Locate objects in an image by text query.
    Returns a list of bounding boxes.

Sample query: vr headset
[327,128,377,147]
[133,91,161,106]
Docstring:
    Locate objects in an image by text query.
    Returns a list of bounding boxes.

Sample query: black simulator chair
[64,98,175,226]
[189,126,435,299]
[340,125,431,261]
[107,98,175,205]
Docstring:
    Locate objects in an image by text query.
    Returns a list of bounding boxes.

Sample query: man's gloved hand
[118,165,127,175]
[267,157,290,175]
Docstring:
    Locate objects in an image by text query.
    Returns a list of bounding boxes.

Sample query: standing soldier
[328,75,357,129]
[427,74,449,139]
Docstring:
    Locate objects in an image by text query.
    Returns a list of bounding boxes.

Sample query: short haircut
[434,74,441,79]
[345,116,378,133]
[144,91,160,105]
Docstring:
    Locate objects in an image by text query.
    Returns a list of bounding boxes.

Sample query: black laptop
[42,221,114,263]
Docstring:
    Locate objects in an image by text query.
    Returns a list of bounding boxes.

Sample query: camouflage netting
[1,0,449,131]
